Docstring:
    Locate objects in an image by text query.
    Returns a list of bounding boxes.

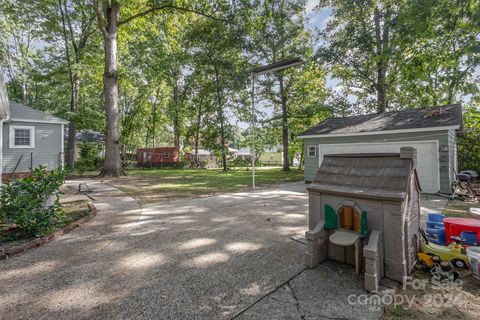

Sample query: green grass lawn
[102,167,304,203]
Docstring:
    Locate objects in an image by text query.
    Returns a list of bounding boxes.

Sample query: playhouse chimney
[400,147,417,168]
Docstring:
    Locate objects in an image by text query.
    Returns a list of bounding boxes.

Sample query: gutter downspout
[0,112,9,188]
[60,124,65,169]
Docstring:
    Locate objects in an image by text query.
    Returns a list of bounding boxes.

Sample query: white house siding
[2,121,63,174]
[303,130,453,194]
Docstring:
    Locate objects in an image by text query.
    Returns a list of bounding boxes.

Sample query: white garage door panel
[318,141,439,194]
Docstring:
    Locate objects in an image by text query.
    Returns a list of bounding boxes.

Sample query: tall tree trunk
[298,151,303,170]
[151,86,160,147]
[59,0,95,169]
[21,80,27,105]
[194,103,202,163]
[213,65,227,171]
[101,2,122,176]
[279,75,289,171]
[374,6,390,114]
[66,74,80,169]
[172,87,181,151]
[218,107,227,172]
[58,0,76,169]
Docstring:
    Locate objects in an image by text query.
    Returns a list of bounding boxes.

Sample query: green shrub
[75,142,103,173]
[458,106,480,172]
[0,166,66,237]
[230,158,251,167]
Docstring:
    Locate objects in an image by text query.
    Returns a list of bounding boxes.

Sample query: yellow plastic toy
[420,235,470,269]
[417,252,434,270]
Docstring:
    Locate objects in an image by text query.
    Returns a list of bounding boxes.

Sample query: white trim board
[9,117,69,125]
[298,125,460,139]
[317,140,441,194]
[9,125,35,149]
[60,124,65,168]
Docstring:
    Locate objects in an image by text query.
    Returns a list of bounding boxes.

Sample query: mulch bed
[0,203,97,260]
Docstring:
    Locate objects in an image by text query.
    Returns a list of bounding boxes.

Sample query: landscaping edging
[0,203,98,260]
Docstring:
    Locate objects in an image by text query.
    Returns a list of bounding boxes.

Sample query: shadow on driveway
[0,181,381,319]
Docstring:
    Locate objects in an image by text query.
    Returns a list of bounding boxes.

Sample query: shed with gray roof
[2,101,68,180]
[299,104,463,194]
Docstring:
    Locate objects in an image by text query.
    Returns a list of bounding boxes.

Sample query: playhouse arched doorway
[339,206,362,233]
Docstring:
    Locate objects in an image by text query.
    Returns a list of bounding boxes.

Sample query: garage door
[318,141,439,193]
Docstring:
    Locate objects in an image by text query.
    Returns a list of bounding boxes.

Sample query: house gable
[8,101,68,124]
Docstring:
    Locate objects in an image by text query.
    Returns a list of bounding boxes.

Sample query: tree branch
[118,5,229,26]
[92,0,108,38]
[57,0,73,84]
[62,0,79,54]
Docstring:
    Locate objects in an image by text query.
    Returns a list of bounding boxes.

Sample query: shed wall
[447,129,457,183]
[303,130,452,193]
[136,147,179,163]
[3,121,63,174]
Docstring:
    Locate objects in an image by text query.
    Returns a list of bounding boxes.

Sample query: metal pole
[251,73,256,191]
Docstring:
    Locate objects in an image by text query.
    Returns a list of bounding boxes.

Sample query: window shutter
[324,204,337,229]
[361,210,368,237]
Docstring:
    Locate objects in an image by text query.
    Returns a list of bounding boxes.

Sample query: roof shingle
[308,154,413,200]
[300,104,462,136]
[9,101,68,124]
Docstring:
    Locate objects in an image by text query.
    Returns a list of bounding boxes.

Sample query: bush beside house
[0,166,66,237]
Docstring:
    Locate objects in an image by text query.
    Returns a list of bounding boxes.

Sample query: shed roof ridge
[322,103,461,122]
[300,104,462,136]
[8,100,68,123]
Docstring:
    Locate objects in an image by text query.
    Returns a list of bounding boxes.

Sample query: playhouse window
[339,206,362,233]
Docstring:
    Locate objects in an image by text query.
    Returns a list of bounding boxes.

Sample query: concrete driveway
[0,181,383,319]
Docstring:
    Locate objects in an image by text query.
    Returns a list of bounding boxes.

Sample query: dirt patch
[444,180,480,218]
[384,268,480,319]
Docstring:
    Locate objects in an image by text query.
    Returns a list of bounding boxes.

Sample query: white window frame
[9,125,35,148]
[307,145,317,157]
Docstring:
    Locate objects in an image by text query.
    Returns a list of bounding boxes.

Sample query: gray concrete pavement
[1,181,310,319]
[420,194,449,228]
[0,181,409,319]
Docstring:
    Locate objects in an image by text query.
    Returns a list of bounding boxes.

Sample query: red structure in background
[444,217,480,244]
[136,147,179,165]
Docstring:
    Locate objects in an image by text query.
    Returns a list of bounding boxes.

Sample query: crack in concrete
[230,267,307,319]
[287,281,305,319]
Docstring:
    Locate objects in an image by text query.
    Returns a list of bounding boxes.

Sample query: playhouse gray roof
[308,153,415,200]
[8,101,68,124]
[300,104,462,137]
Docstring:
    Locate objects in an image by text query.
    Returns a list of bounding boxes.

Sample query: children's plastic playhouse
[304,147,421,292]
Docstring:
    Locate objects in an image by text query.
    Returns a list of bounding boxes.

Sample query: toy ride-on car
[420,229,470,269]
